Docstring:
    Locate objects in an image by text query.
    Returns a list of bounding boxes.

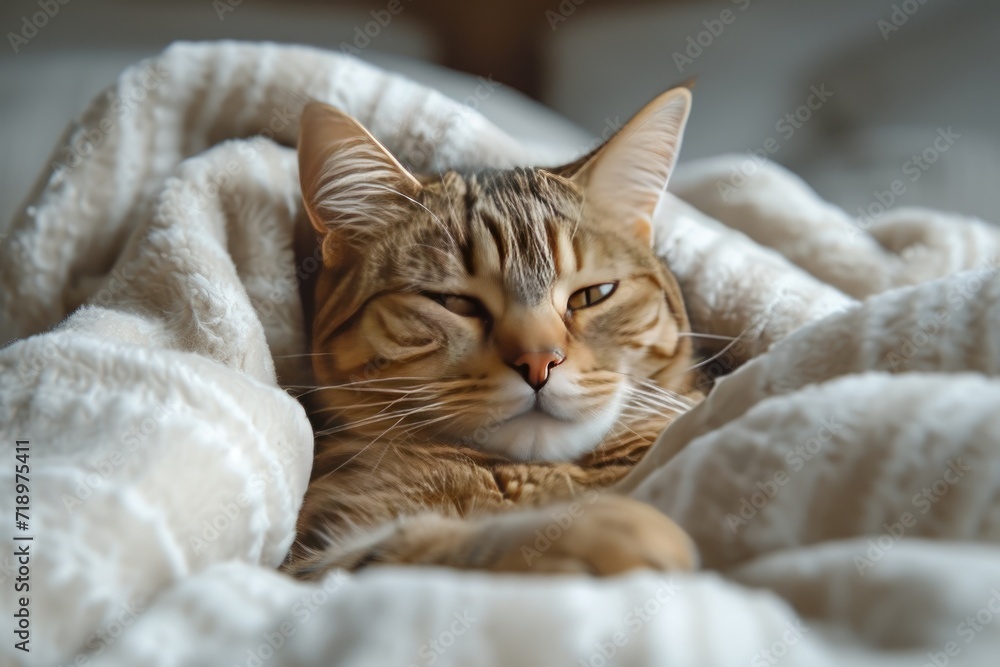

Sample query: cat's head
[298,87,695,461]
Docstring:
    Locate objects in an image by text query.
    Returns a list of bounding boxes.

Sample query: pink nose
[511,350,565,391]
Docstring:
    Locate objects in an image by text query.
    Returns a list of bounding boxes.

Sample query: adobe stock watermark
[878,0,932,41]
[845,126,961,241]
[402,74,501,171]
[574,115,625,157]
[0,553,17,586]
[886,257,997,371]
[576,579,682,667]
[53,598,144,667]
[724,416,844,534]
[187,492,256,556]
[923,589,1000,667]
[61,398,184,513]
[406,610,478,667]
[750,619,811,666]
[80,260,144,310]
[7,0,71,54]
[188,438,309,555]
[15,335,71,384]
[697,287,799,384]
[854,458,970,575]
[521,489,601,566]
[546,0,587,31]
[186,90,312,212]
[715,84,834,201]
[251,243,326,325]
[238,570,350,667]
[51,63,170,175]
[337,0,415,56]
[212,0,246,21]
[672,0,751,73]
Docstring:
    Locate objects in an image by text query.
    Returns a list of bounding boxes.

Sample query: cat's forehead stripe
[480,212,508,268]
[457,179,478,275]
[571,231,585,272]
[465,169,571,305]
[545,219,562,277]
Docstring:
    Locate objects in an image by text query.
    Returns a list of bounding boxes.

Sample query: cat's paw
[286,495,697,578]
[468,494,697,576]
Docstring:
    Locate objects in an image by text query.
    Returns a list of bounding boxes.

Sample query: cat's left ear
[298,101,423,265]
[564,87,692,245]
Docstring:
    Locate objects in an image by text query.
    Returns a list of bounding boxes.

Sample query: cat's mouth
[502,387,612,426]
[457,382,626,461]
[519,407,571,425]
[520,396,573,423]
[476,400,619,461]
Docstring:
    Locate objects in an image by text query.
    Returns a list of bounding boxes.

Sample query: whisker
[311,387,436,397]
[310,394,427,414]
[631,387,693,409]
[613,416,650,443]
[372,184,459,248]
[316,376,436,387]
[677,332,737,341]
[628,379,695,403]
[623,382,696,417]
[603,369,697,396]
[685,334,746,372]
[625,396,688,416]
[369,439,395,474]
[361,405,425,472]
[615,375,696,408]
[291,378,440,398]
[392,412,457,438]
[274,352,340,360]
[406,243,456,258]
[366,389,438,419]
[314,402,448,436]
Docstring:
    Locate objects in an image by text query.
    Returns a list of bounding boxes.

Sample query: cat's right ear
[298,102,422,266]
[558,87,692,246]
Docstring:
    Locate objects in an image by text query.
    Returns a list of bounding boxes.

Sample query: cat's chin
[470,400,621,462]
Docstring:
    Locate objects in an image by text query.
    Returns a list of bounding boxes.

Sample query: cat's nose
[510,350,565,391]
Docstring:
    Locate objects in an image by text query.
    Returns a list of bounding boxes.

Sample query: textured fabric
[1,42,999,667]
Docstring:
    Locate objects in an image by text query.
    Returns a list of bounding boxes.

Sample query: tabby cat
[284,86,702,579]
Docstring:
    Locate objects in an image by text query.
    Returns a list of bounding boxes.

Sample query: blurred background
[1,0,998,228]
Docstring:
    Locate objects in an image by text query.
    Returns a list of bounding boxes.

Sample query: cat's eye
[425,292,488,318]
[567,282,618,311]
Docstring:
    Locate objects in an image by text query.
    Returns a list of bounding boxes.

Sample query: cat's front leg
[285,494,697,579]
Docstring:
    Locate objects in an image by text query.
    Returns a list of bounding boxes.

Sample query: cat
[283,86,703,579]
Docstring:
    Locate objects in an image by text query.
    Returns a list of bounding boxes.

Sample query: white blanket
[2,42,1000,667]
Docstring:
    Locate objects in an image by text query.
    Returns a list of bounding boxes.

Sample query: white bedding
[2,42,1000,667]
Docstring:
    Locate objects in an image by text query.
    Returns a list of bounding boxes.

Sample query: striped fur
[286,89,702,578]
